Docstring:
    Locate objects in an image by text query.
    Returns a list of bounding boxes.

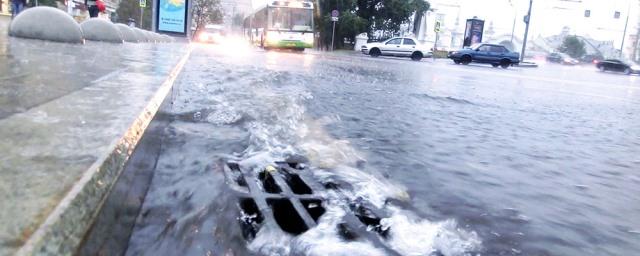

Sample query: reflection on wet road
[126,44,640,255]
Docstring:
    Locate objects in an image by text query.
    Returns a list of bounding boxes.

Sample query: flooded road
[125,44,640,255]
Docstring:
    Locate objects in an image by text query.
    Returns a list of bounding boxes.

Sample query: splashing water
[219,73,482,256]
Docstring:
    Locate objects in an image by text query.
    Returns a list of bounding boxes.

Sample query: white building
[416,0,640,58]
[220,0,252,28]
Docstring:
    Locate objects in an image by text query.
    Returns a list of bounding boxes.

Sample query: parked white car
[361,37,432,61]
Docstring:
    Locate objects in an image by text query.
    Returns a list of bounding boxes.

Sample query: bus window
[269,8,313,32]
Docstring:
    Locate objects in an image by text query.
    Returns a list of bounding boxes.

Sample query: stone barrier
[132,28,148,42]
[80,19,123,44]
[115,24,138,43]
[9,6,84,43]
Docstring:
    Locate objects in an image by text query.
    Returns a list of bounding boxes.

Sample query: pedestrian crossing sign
[434,21,441,33]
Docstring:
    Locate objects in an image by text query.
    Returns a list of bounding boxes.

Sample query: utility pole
[330,9,339,51]
[509,0,516,44]
[139,0,146,29]
[520,0,533,62]
[331,20,336,50]
[620,0,631,58]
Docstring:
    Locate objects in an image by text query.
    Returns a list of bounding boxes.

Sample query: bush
[559,35,586,59]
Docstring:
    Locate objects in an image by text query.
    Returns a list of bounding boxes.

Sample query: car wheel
[491,63,499,68]
[500,59,511,69]
[411,52,423,61]
[461,55,472,65]
[370,48,381,57]
[598,65,605,72]
[453,60,461,64]
[624,68,631,75]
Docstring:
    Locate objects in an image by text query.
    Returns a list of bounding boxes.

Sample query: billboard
[157,0,188,35]
[463,18,484,47]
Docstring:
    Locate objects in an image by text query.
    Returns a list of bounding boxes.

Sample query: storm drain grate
[223,160,401,255]
[225,161,326,238]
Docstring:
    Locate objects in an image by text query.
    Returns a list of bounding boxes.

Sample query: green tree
[559,35,586,58]
[412,0,430,35]
[232,13,244,27]
[355,0,429,36]
[315,0,427,49]
[115,0,152,29]
[315,0,367,49]
[192,0,223,34]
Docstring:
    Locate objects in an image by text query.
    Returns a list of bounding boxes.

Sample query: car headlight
[266,34,279,44]
[198,33,209,41]
[631,65,640,70]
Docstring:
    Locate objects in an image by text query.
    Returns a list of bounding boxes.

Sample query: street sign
[330,10,339,51]
[139,0,146,8]
[434,21,441,32]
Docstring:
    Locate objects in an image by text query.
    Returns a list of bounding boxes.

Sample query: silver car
[361,37,432,61]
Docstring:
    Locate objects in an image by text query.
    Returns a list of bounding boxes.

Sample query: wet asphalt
[125,44,640,256]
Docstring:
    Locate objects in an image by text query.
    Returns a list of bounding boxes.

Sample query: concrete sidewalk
[0,16,191,255]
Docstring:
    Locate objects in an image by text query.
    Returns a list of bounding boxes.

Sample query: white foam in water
[293,205,387,256]
[382,206,481,256]
[211,73,481,255]
[248,223,293,255]
[316,165,409,208]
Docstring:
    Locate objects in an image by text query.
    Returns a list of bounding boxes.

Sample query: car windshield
[469,43,483,50]
[205,28,223,34]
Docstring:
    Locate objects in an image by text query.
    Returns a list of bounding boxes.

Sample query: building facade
[220,0,252,28]
[415,0,640,59]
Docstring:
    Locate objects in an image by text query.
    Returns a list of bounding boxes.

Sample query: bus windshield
[269,8,313,32]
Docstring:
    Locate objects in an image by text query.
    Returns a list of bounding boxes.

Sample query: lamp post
[620,0,631,58]
[520,0,532,62]
[509,0,516,44]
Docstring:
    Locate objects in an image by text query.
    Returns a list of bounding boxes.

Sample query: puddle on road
[124,50,481,256]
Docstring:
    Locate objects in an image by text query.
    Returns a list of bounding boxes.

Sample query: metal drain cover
[223,160,400,255]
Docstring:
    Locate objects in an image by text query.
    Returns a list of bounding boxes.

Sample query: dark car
[581,54,604,64]
[546,52,579,65]
[596,59,640,75]
[196,25,225,44]
[448,43,520,68]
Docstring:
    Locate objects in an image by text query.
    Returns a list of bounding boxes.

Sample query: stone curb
[14,46,193,256]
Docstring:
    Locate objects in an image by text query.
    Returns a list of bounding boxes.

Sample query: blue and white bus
[243,1,314,51]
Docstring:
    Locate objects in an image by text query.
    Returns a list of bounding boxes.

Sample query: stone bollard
[9,6,84,43]
[115,24,138,43]
[80,19,124,44]
[132,28,148,43]
[144,31,157,43]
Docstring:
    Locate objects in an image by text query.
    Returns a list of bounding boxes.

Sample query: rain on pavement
[124,43,640,256]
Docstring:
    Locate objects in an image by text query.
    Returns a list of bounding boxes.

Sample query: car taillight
[593,60,599,64]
